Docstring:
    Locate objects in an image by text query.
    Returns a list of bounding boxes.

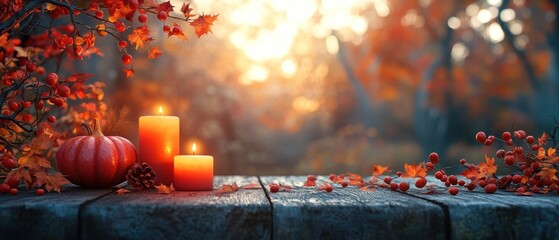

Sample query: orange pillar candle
[174,143,214,191]
[139,106,179,185]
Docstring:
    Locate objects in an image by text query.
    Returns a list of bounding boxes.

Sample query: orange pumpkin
[56,118,137,188]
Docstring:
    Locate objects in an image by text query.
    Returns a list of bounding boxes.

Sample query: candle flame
[192,143,197,154]
[158,106,163,115]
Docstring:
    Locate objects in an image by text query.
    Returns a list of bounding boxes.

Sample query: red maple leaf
[156,1,174,14]
[459,166,479,179]
[538,132,548,146]
[148,47,162,59]
[216,182,239,194]
[190,14,218,38]
[34,172,70,193]
[128,25,152,49]
[115,188,131,195]
[241,182,261,189]
[372,164,390,176]
[123,68,135,77]
[155,184,175,194]
[477,155,497,178]
[181,3,195,18]
[401,163,427,178]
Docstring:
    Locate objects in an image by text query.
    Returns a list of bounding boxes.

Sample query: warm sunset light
[158,106,163,115]
[192,143,197,155]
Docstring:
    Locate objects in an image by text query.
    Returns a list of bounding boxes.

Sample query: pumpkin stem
[92,118,104,137]
[80,122,93,136]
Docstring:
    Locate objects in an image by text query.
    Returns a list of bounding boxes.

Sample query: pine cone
[126,162,156,190]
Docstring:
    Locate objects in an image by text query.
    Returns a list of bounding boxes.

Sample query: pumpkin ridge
[107,137,123,185]
[73,136,88,186]
[93,136,101,187]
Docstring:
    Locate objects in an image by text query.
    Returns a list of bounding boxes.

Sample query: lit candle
[174,143,214,191]
[139,106,179,185]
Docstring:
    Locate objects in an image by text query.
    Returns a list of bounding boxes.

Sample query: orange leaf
[303,179,316,187]
[241,182,261,189]
[116,188,131,195]
[345,173,364,186]
[538,132,548,146]
[216,182,239,194]
[155,183,175,194]
[477,155,497,178]
[372,164,390,176]
[33,172,70,192]
[537,168,558,182]
[181,3,195,18]
[6,167,32,188]
[156,1,174,14]
[547,148,556,157]
[401,163,427,178]
[190,14,218,38]
[128,25,152,49]
[537,147,546,160]
[148,47,162,59]
[123,68,135,77]
[459,166,479,179]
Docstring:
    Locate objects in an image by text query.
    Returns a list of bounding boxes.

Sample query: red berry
[46,73,58,85]
[3,158,17,169]
[531,186,539,193]
[23,101,31,108]
[445,180,451,187]
[448,187,459,195]
[459,159,466,165]
[475,132,486,143]
[478,180,487,188]
[114,22,126,32]
[138,14,147,23]
[163,25,171,32]
[440,175,447,182]
[122,54,133,65]
[328,174,337,181]
[89,2,99,11]
[504,155,515,166]
[434,171,443,179]
[325,185,333,192]
[484,139,493,146]
[487,178,497,184]
[396,171,402,177]
[172,26,181,34]
[466,183,476,191]
[514,146,524,154]
[425,162,434,170]
[383,176,392,184]
[0,183,9,193]
[531,162,539,170]
[51,97,64,107]
[307,175,317,181]
[501,131,512,141]
[22,113,32,122]
[36,188,45,196]
[2,110,10,115]
[448,175,458,185]
[484,183,497,193]
[496,149,505,158]
[415,178,427,188]
[488,135,495,141]
[428,152,439,164]
[524,168,534,176]
[95,10,104,18]
[129,0,139,9]
[48,115,56,123]
[399,182,410,191]
[269,184,279,193]
[157,11,167,21]
[35,101,44,110]
[57,85,71,97]
[512,174,522,183]
[531,144,539,151]
[119,40,127,48]
[526,136,535,144]
[516,187,526,193]
[26,62,36,72]
[389,182,398,191]
[9,188,18,195]
[514,130,526,139]
[6,177,18,188]
[341,182,348,187]
[458,180,465,186]
[9,101,19,112]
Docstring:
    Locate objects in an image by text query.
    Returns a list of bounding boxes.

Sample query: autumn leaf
[156,1,174,15]
[459,166,479,179]
[190,14,219,38]
[34,172,70,192]
[401,163,427,178]
[537,147,546,160]
[241,182,261,189]
[216,182,239,194]
[345,173,364,186]
[6,167,32,188]
[148,47,162,59]
[538,132,548,146]
[116,188,131,195]
[477,155,497,178]
[181,3,195,18]
[155,183,175,194]
[372,164,390,176]
[128,25,153,49]
[537,168,558,182]
[123,68,135,77]
[103,106,133,136]
[547,148,556,157]
[18,154,52,170]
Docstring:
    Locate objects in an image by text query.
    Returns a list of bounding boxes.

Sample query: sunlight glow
[509,21,523,35]
[487,0,502,7]
[477,9,492,24]
[500,8,516,22]
[240,65,269,85]
[281,59,297,77]
[486,22,504,43]
[451,43,469,63]
[447,17,461,29]
[326,35,339,54]
[293,97,320,112]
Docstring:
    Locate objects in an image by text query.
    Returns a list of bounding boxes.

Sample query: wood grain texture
[0,186,112,240]
[406,176,559,240]
[80,176,270,240]
[260,176,446,240]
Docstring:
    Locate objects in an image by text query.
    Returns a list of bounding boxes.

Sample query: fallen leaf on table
[155,184,175,194]
[216,182,239,194]
[241,182,261,189]
[303,179,316,187]
[33,171,70,193]
[116,188,131,195]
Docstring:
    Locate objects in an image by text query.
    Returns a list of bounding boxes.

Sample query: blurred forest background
[70,0,559,175]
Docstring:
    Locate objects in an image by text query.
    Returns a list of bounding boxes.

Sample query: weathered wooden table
[1,176,558,240]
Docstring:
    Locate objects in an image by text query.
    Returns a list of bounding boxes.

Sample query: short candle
[174,143,214,191]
